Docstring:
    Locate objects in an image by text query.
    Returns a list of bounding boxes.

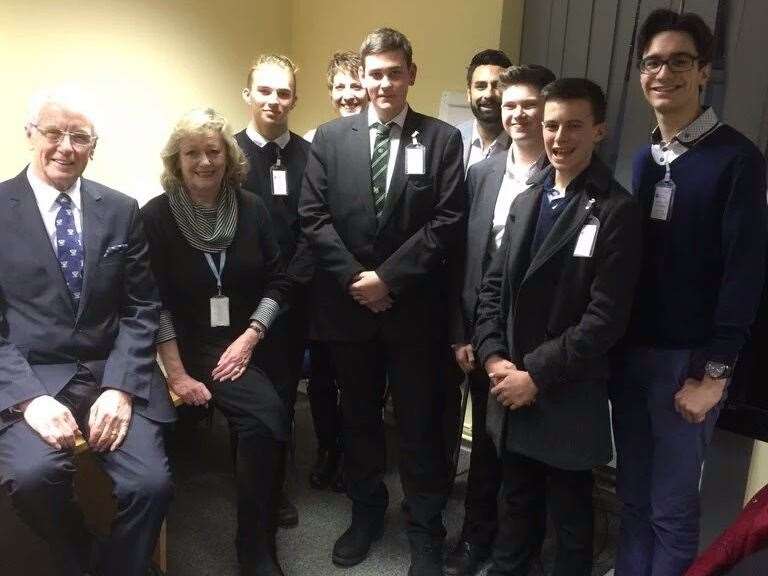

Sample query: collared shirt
[368,104,409,193]
[650,106,721,166]
[467,120,510,172]
[491,148,537,249]
[245,123,291,150]
[26,165,83,250]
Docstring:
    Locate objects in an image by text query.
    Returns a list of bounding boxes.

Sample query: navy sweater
[626,124,767,377]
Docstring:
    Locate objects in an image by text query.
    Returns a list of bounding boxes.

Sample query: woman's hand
[212,327,263,382]
[169,373,212,406]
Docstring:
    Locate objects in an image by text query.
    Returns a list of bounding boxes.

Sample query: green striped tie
[371,122,391,216]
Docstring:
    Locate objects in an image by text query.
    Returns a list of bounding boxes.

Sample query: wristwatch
[248,320,265,338]
[704,360,733,380]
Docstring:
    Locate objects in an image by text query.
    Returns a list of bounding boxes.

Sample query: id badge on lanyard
[405,130,425,176]
[650,157,675,222]
[271,156,288,196]
[205,251,230,327]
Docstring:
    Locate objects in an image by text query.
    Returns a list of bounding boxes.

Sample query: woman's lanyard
[205,250,230,327]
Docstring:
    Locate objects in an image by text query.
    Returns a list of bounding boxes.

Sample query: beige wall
[0,1,520,203]
[289,0,511,135]
[0,0,291,205]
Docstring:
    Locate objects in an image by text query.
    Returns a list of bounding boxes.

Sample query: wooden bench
[73,390,182,574]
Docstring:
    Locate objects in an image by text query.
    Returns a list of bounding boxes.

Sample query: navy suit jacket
[0,169,175,430]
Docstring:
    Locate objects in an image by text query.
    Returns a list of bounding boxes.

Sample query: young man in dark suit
[473,79,642,575]
[300,27,466,576]
[235,54,313,528]
[446,64,555,576]
[0,88,175,576]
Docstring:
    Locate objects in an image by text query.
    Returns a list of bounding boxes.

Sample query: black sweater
[140,189,290,346]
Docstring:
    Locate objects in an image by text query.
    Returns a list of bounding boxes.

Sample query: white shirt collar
[245,123,291,149]
[471,120,509,153]
[26,165,82,213]
[650,107,721,166]
[367,103,409,130]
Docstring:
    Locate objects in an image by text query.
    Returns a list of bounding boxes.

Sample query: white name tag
[573,216,600,258]
[650,179,675,221]
[210,295,230,327]
[405,145,425,175]
[271,167,288,196]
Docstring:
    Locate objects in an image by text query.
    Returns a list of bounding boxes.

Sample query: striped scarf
[165,181,239,253]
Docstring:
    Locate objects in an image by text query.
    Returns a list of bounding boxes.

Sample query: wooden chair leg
[152,520,167,573]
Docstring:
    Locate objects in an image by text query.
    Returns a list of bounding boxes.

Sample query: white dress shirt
[367,104,409,193]
[245,123,291,150]
[467,120,510,172]
[26,165,83,250]
[491,149,536,250]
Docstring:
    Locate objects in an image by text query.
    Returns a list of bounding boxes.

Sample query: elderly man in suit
[446,64,555,576]
[0,88,175,576]
[300,27,465,576]
[457,49,512,172]
[474,78,642,575]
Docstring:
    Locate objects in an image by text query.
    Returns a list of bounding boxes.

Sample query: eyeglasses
[30,124,97,148]
[638,53,699,74]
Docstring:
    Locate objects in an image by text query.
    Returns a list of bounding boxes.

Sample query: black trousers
[488,450,594,576]
[329,326,450,542]
[254,304,308,417]
[460,367,502,548]
[0,369,172,576]
[307,340,342,453]
[184,340,287,565]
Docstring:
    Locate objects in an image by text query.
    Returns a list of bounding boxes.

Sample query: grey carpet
[1,391,617,575]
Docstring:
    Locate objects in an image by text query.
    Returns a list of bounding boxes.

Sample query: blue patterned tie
[55,193,84,301]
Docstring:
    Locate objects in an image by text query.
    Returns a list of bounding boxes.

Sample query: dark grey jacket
[473,157,642,470]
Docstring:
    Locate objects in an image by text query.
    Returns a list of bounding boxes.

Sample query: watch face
[706,362,727,378]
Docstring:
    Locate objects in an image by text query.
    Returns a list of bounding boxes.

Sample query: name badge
[210,295,230,327]
[405,131,425,175]
[650,178,675,221]
[573,215,600,258]
[271,164,288,196]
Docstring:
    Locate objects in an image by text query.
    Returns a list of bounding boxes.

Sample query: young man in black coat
[235,54,313,529]
[473,78,642,575]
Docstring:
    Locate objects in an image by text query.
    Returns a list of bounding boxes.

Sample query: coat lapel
[76,180,105,324]
[524,189,591,282]
[9,171,76,315]
[505,185,542,286]
[349,112,377,218]
[377,109,419,231]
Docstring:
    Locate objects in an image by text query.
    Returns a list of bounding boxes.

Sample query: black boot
[309,447,339,489]
[234,434,286,576]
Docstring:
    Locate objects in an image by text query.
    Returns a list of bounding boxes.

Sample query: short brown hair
[326,51,362,91]
[160,108,248,191]
[637,9,714,65]
[360,27,413,69]
[246,54,299,93]
[498,64,556,93]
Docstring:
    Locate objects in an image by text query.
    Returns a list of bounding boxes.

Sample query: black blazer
[450,151,549,344]
[474,158,642,470]
[0,170,175,430]
[299,108,466,341]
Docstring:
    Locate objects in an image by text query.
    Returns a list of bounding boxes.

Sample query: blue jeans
[609,347,724,576]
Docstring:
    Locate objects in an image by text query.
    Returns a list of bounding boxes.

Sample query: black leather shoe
[276,492,298,528]
[444,540,491,576]
[332,515,385,567]
[408,540,444,576]
[309,448,338,489]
